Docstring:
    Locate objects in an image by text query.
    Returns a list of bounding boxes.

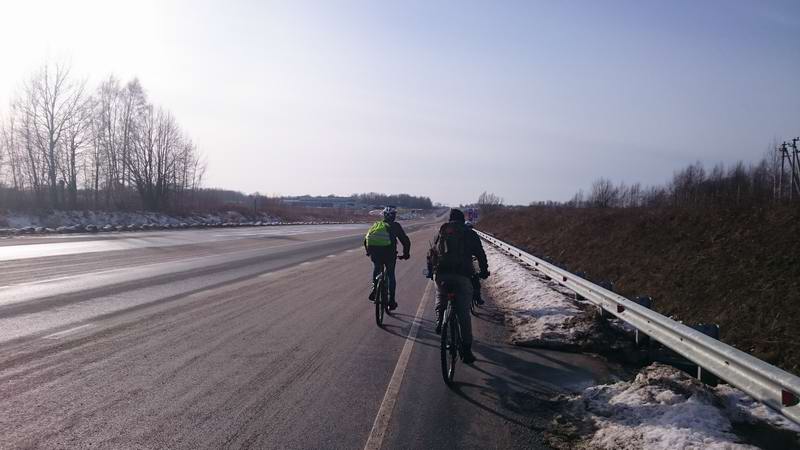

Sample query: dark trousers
[434,273,474,347]
[371,254,397,301]
[470,275,481,301]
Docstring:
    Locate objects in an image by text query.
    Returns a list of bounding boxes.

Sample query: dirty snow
[0,209,364,236]
[715,384,800,434]
[560,363,800,449]
[574,363,759,449]
[483,243,600,348]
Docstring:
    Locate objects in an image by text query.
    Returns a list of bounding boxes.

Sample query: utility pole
[778,143,787,200]
[793,138,800,199]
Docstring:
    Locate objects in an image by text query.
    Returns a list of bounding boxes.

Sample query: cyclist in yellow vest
[364,206,411,310]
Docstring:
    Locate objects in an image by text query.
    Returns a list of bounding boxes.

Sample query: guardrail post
[597,281,614,319]
[574,272,589,300]
[692,324,721,386]
[651,323,721,386]
[633,296,653,348]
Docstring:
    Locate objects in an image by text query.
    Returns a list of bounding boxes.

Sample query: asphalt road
[0,222,615,449]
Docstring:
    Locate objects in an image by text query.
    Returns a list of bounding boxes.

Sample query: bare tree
[588,178,617,208]
[18,62,87,208]
[1,64,205,213]
[477,191,503,215]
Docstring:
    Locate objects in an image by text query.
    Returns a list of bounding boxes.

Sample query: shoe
[368,288,376,302]
[462,347,477,364]
[388,301,398,311]
[434,310,443,335]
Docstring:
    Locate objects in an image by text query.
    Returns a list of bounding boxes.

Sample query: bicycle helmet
[382,206,397,222]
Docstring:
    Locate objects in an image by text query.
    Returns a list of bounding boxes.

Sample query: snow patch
[556,363,800,449]
[484,244,600,348]
[715,384,800,434]
[572,364,759,449]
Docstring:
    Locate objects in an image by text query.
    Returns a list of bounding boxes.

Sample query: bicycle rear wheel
[375,278,385,326]
[440,308,458,385]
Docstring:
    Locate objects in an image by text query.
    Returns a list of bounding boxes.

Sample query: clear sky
[1,0,798,205]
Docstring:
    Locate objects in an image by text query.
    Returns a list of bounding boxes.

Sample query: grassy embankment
[479,206,800,375]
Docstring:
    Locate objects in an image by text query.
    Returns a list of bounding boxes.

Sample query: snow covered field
[483,244,604,349]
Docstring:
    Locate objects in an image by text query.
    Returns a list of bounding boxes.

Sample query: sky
[0,0,798,205]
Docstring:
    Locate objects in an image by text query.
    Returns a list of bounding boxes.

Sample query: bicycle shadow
[444,339,608,427]
[380,322,441,350]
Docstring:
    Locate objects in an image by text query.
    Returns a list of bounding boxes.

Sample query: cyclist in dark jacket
[433,209,489,364]
[365,206,411,310]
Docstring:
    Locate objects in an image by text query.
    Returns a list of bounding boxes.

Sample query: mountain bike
[440,282,463,386]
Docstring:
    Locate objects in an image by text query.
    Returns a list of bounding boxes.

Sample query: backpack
[432,221,466,274]
[365,221,392,247]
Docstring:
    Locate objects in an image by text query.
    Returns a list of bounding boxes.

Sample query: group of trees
[0,63,204,212]
[566,146,799,209]
[476,191,503,215]
[352,192,433,209]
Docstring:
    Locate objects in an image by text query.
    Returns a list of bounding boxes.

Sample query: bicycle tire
[440,307,457,385]
[375,277,385,327]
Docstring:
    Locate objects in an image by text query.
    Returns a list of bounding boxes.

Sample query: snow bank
[0,209,362,236]
[715,384,800,434]
[558,363,800,450]
[484,244,602,348]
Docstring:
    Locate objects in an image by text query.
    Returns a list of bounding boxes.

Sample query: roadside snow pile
[484,244,602,348]
[716,384,800,434]
[557,363,799,450]
[0,209,326,235]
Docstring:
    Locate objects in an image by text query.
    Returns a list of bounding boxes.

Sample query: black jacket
[364,220,411,258]
[434,221,488,277]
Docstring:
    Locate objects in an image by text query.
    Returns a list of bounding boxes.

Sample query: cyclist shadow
[448,382,549,430]
[469,305,505,326]
[379,322,441,350]
[448,340,602,426]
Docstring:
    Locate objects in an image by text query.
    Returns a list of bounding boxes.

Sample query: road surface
[0,223,615,449]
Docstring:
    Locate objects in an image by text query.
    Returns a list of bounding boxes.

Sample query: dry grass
[479,205,800,375]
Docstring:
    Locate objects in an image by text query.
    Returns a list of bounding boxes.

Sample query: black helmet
[383,206,397,222]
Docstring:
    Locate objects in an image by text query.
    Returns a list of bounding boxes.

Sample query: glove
[478,270,490,279]
[400,253,410,260]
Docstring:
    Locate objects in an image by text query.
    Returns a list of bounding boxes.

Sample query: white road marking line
[299,262,312,266]
[258,272,273,278]
[326,254,337,258]
[43,324,94,339]
[364,281,433,450]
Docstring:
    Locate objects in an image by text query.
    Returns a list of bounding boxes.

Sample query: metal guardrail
[476,229,800,425]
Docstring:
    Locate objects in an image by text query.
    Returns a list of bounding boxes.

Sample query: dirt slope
[479,206,800,375]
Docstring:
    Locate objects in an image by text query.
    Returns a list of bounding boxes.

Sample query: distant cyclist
[430,209,489,364]
[464,221,485,306]
[364,206,411,311]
